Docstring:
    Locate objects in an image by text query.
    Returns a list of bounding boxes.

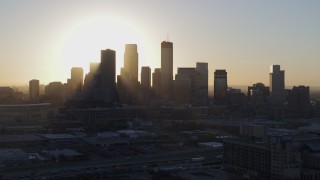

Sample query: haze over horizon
[1,0,320,87]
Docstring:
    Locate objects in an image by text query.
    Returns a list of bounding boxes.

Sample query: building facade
[224,135,301,180]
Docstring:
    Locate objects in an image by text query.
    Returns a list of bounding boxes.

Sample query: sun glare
[60,16,144,77]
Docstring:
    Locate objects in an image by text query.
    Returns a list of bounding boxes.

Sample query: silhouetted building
[0,87,23,104]
[227,88,245,106]
[214,69,228,104]
[90,62,100,73]
[71,67,83,92]
[39,84,45,95]
[29,79,39,102]
[174,68,195,103]
[117,44,139,103]
[287,85,310,116]
[83,62,100,98]
[161,41,173,98]
[152,68,161,95]
[92,49,116,102]
[248,83,270,108]
[173,63,208,105]
[137,66,152,104]
[195,62,208,105]
[0,87,13,98]
[44,82,64,105]
[45,82,64,97]
[269,65,285,106]
[141,66,151,89]
[124,44,138,82]
[66,67,83,99]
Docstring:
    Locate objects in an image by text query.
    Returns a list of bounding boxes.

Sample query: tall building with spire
[161,41,173,98]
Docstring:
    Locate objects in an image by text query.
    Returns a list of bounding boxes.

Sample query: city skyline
[1,0,320,87]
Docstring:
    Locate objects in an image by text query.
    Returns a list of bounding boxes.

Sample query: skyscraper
[173,63,208,105]
[196,62,208,89]
[214,69,228,104]
[93,49,116,102]
[118,44,139,103]
[29,79,39,102]
[71,67,83,93]
[152,68,161,95]
[248,83,270,108]
[141,66,151,89]
[161,41,173,97]
[83,62,99,98]
[287,86,310,116]
[89,62,100,74]
[195,62,208,104]
[269,65,285,106]
[173,68,195,103]
[124,44,138,82]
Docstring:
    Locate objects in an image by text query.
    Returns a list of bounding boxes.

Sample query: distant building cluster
[0,40,316,121]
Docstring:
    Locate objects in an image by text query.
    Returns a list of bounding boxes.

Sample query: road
[0,148,222,179]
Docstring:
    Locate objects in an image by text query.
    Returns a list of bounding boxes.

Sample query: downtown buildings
[29,79,39,102]
[19,40,313,120]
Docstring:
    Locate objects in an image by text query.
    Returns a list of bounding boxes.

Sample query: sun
[59,16,143,78]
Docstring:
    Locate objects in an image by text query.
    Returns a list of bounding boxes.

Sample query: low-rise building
[224,135,301,179]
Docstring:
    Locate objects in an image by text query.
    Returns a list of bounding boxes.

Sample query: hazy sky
[1,0,320,87]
